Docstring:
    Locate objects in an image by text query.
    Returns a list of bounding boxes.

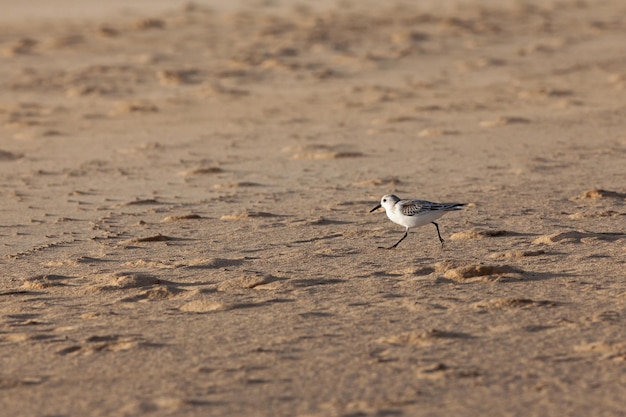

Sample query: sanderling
[370,194,465,249]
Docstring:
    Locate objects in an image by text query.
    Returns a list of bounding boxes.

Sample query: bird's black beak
[370,204,382,213]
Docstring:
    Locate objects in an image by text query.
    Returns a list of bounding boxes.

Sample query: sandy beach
[1,0,625,416]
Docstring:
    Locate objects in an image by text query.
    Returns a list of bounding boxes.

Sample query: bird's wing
[398,200,431,216]
[399,200,463,215]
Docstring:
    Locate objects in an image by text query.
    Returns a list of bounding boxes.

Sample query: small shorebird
[370,194,465,249]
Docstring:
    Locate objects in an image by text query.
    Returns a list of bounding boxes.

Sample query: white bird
[370,194,465,249]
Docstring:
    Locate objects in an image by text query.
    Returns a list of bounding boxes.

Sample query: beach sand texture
[1,0,625,416]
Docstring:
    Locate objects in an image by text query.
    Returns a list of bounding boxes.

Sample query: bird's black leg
[379,229,408,249]
[432,222,444,248]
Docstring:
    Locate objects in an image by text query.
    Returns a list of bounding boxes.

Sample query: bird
[370,194,465,249]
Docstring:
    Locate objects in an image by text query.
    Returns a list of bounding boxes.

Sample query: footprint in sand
[157,69,203,86]
[95,25,119,38]
[455,57,506,73]
[0,150,24,161]
[57,334,162,356]
[518,38,566,56]
[574,341,626,362]
[449,228,519,240]
[417,128,459,138]
[112,101,159,115]
[282,144,363,160]
[415,362,481,380]
[133,18,165,30]
[119,234,180,245]
[517,87,573,100]
[220,210,283,221]
[570,189,626,201]
[1,38,37,56]
[377,329,474,347]
[182,257,247,269]
[117,396,209,415]
[216,273,286,291]
[212,182,262,190]
[119,285,184,302]
[532,231,626,245]
[21,274,76,289]
[178,166,224,177]
[44,34,84,49]
[370,115,421,126]
[353,176,402,187]
[345,84,416,106]
[160,214,202,222]
[488,250,546,259]
[472,298,559,310]
[568,188,626,220]
[93,272,161,290]
[84,272,184,303]
[567,210,623,220]
[0,376,48,389]
[479,116,530,127]
[197,82,250,98]
[435,261,524,282]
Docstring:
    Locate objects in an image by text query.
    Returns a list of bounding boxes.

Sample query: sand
[1,0,625,416]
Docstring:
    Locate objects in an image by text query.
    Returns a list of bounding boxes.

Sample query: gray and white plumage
[370,194,465,249]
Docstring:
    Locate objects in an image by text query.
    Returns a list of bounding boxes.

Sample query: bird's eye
[382,199,387,202]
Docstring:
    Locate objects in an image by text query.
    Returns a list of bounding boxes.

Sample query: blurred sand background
[1,0,625,416]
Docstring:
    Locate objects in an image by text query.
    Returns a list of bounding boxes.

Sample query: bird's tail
[444,203,466,211]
